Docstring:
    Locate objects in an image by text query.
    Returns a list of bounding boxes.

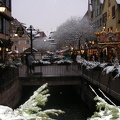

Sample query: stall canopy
[23,47,38,53]
[8,50,19,54]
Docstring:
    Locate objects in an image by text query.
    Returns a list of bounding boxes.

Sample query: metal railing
[35,64,80,76]
[19,63,81,77]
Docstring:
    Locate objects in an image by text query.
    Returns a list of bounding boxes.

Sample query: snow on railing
[77,58,120,79]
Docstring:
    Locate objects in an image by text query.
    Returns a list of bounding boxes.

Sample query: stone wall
[81,65,120,102]
[0,78,22,108]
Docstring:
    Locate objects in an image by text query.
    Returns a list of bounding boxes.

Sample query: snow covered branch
[0,83,64,120]
[88,86,120,120]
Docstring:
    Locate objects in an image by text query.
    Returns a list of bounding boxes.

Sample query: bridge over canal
[19,64,82,86]
[19,64,120,103]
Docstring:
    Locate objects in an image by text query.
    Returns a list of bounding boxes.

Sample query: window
[102,12,107,23]
[97,20,99,27]
[108,0,111,7]
[25,40,29,44]
[107,10,110,19]
[112,6,115,19]
[3,19,5,33]
[5,20,10,35]
[0,17,4,33]
[14,41,19,45]
[0,17,10,34]
[0,17,2,32]
[97,0,99,5]
[100,5,102,14]
[5,0,11,9]
[97,9,98,16]
[100,18,102,26]
[23,47,27,51]
[108,27,113,32]
[110,27,113,31]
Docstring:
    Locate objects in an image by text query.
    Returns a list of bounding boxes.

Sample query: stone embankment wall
[80,65,120,103]
[74,80,96,112]
[0,78,22,108]
[74,64,120,111]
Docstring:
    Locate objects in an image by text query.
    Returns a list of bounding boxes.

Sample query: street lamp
[78,37,81,50]
[0,6,5,12]
[27,25,35,54]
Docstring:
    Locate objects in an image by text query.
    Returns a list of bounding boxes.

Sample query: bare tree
[53,16,96,50]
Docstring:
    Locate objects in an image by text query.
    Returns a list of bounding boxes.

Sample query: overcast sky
[12,0,88,35]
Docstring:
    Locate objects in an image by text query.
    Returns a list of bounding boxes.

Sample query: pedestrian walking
[76,53,81,70]
[76,53,81,62]
[71,52,77,63]
[27,53,35,74]
[25,54,29,74]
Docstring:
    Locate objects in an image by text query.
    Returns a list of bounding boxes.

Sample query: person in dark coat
[27,53,35,74]
[71,52,77,63]
[25,54,29,74]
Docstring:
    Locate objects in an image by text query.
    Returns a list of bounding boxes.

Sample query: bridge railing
[33,64,80,76]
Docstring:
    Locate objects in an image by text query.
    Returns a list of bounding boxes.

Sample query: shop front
[95,28,120,62]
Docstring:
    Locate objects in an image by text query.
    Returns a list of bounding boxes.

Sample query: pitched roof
[23,47,38,53]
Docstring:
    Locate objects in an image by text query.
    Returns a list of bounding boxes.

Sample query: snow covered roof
[23,47,38,53]
[7,50,19,54]
[34,33,40,38]
[116,0,120,4]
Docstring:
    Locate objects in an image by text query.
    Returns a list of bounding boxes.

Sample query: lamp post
[0,6,6,61]
[78,37,81,50]
[78,35,82,54]
[27,25,35,54]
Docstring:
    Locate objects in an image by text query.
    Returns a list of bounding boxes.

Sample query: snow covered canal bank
[77,58,120,103]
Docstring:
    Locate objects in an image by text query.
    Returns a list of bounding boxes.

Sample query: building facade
[88,0,120,61]
[0,0,12,61]
[10,18,30,53]
[88,0,104,31]
[102,0,120,32]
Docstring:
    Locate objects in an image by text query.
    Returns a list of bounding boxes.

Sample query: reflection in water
[21,85,92,120]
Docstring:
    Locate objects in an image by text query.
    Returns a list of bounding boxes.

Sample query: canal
[21,85,93,120]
